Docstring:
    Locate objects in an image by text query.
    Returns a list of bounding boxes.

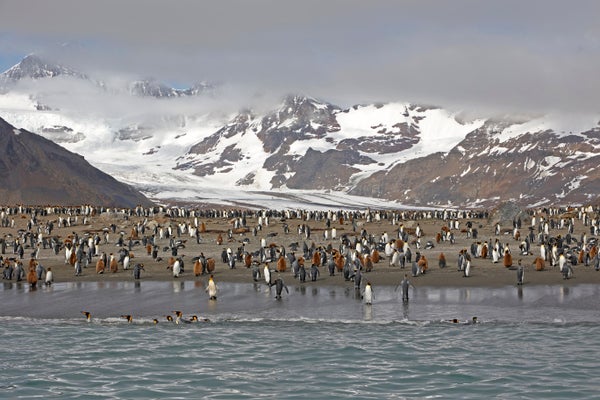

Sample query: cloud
[1,0,600,113]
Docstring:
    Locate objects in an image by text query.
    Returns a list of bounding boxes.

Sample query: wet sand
[2,208,598,289]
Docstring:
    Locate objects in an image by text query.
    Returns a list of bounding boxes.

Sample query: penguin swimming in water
[165,315,174,322]
[81,311,91,322]
[153,318,159,324]
[173,310,184,324]
[270,277,289,299]
[174,310,197,324]
[189,315,211,323]
[121,315,133,323]
[448,317,478,325]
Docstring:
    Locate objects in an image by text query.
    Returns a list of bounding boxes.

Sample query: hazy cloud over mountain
[1,0,599,113]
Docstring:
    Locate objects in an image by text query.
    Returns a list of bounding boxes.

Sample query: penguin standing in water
[133,263,145,279]
[270,276,289,299]
[263,264,271,286]
[205,274,218,300]
[516,259,524,285]
[396,274,414,303]
[353,267,362,291]
[251,262,261,282]
[363,282,374,305]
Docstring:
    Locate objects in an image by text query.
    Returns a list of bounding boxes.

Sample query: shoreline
[0,206,598,290]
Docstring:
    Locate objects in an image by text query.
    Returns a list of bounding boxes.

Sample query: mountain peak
[280,94,332,111]
[129,78,215,98]
[1,54,86,82]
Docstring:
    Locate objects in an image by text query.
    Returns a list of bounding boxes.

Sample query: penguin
[354,267,362,291]
[251,262,261,281]
[173,310,184,324]
[396,274,414,303]
[109,253,118,273]
[44,267,53,286]
[310,264,320,281]
[438,252,447,269]
[153,318,159,324]
[363,282,373,305]
[133,263,144,279]
[190,315,210,323]
[464,259,471,277]
[81,311,92,322]
[165,315,174,322]
[172,259,181,278]
[562,265,573,280]
[298,264,307,283]
[516,260,524,285]
[205,275,218,300]
[95,258,105,274]
[26,267,38,289]
[270,277,289,299]
[327,255,335,276]
[121,315,133,323]
[411,261,419,277]
[263,264,271,285]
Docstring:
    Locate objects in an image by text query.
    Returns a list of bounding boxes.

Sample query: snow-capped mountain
[0,55,214,100]
[0,54,599,209]
[129,79,214,98]
[351,118,600,207]
[175,95,482,193]
[0,54,87,85]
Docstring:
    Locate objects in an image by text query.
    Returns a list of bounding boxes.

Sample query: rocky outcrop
[0,117,153,207]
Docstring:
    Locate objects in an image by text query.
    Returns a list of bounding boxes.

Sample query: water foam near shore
[2,289,600,400]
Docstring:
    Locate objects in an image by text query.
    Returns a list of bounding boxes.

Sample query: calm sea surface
[1,281,599,399]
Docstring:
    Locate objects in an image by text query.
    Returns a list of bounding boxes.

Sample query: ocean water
[1,281,600,399]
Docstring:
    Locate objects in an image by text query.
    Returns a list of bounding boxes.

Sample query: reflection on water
[1,281,600,323]
[363,304,372,321]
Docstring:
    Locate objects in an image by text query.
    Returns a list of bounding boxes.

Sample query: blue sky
[1,0,599,113]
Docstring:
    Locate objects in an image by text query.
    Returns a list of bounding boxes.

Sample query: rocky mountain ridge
[1,55,599,208]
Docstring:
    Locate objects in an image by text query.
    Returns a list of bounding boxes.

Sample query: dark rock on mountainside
[351,121,600,207]
[0,118,152,207]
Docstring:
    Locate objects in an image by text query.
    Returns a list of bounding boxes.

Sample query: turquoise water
[1,282,599,399]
